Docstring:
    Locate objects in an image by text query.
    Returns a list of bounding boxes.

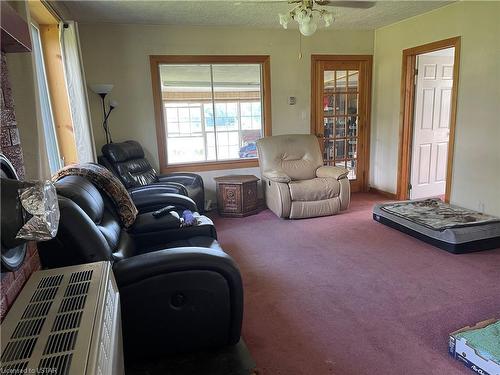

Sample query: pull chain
[298,32,303,60]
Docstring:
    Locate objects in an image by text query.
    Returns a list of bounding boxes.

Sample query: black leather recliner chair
[37,175,243,359]
[99,140,205,212]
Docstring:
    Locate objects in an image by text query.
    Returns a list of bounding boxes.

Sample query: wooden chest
[214,175,260,217]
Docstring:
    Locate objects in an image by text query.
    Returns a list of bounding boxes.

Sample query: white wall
[371,2,500,216]
[78,24,373,201]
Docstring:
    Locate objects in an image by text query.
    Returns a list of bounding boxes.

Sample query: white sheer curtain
[59,21,96,163]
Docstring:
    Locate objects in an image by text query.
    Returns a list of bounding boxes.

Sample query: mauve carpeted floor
[211,193,500,375]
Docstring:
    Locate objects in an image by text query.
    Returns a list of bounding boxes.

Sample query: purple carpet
[211,193,500,375]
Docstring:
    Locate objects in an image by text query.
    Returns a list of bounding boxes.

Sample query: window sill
[161,158,259,173]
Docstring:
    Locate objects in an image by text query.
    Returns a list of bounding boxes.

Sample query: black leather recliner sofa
[37,175,243,359]
[98,140,205,212]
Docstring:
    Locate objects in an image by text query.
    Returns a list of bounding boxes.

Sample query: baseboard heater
[1,261,124,374]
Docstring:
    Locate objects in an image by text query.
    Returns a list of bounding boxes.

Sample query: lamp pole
[99,93,110,144]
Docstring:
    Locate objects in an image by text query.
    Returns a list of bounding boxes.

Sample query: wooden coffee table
[214,175,260,217]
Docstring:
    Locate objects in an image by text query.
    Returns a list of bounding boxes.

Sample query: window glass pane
[241,102,252,117]
[159,63,264,164]
[323,95,334,117]
[212,64,262,161]
[206,132,216,161]
[335,139,346,160]
[167,137,205,164]
[335,94,346,115]
[335,118,346,138]
[347,71,359,90]
[324,118,334,138]
[324,71,335,90]
[166,108,178,122]
[252,102,261,116]
[347,116,358,137]
[31,24,61,173]
[324,139,334,161]
[335,71,347,91]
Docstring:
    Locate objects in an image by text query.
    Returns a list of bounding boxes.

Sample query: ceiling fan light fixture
[278,0,334,37]
[323,12,334,27]
[299,18,317,36]
[279,13,291,29]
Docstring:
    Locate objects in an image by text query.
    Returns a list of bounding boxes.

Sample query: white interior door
[410,54,454,199]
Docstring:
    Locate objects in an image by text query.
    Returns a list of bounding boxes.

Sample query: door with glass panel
[311,56,372,192]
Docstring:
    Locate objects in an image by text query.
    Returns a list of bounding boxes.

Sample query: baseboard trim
[368,187,397,200]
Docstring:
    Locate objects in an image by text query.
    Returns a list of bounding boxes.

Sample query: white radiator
[1,261,124,375]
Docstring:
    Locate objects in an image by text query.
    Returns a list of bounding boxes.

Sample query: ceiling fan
[255,0,375,36]
[284,0,375,8]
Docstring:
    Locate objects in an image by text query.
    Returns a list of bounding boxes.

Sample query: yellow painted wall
[371,1,500,215]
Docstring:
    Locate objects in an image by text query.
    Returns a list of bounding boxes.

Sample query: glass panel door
[312,57,371,193]
[322,69,359,179]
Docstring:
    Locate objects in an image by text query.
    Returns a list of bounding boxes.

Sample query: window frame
[31,22,63,174]
[150,55,272,172]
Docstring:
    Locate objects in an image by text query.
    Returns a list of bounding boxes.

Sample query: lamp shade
[89,84,113,95]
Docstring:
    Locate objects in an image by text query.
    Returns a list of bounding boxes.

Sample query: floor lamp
[89,84,118,144]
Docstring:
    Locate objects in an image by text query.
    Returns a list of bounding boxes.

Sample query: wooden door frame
[397,37,461,202]
[310,55,373,192]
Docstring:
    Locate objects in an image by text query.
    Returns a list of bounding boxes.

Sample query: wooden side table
[214,175,260,217]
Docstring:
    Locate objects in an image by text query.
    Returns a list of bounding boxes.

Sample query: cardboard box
[449,318,500,375]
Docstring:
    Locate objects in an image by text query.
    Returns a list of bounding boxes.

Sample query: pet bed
[373,199,500,253]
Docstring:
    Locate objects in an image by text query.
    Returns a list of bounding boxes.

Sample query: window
[31,23,62,174]
[151,56,271,172]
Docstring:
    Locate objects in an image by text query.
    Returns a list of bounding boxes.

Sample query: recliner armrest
[128,188,197,213]
[158,172,204,186]
[263,170,291,183]
[128,214,217,251]
[316,166,349,180]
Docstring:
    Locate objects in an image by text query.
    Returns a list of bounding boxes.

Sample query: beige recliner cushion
[289,178,340,201]
[257,134,323,181]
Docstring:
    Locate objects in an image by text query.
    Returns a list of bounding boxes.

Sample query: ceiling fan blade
[315,1,376,9]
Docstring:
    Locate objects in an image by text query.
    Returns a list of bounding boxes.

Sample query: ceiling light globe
[323,13,334,27]
[299,19,317,36]
[279,13,290,29]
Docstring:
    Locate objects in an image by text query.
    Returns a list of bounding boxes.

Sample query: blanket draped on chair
[52,163,138,228]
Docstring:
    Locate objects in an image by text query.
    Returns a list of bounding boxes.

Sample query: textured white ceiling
[56,0,452,30]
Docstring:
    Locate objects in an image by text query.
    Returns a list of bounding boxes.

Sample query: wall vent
[1,262,123,374]
[12,317,46,338]
[58,295,87,313]
[22,301,52,319]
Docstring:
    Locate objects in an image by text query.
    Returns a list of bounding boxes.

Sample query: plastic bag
[16,180,60,241]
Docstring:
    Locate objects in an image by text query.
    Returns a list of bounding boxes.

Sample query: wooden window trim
[150,55,272,173]
[396,37,461,203]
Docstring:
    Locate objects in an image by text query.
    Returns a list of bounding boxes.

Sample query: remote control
[152,205,176,218]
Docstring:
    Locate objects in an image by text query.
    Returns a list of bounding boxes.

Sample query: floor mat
[126,340,256,375]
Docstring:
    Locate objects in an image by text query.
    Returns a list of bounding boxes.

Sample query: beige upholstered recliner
[256,134,350,219]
